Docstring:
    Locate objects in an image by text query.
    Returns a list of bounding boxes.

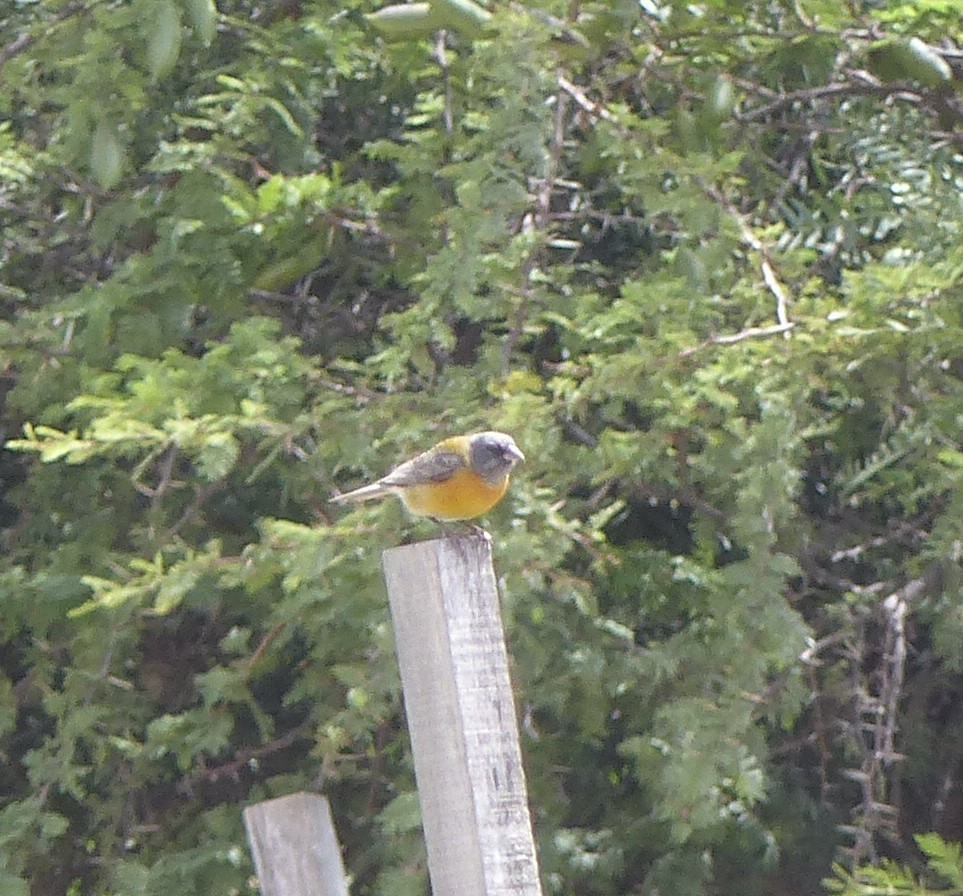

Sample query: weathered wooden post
[243,792,349,896]
[382,533,542,896]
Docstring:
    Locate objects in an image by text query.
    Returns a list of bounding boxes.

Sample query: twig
[152,444,177,513]
[246,622,285,672]
[762,259,790,330]
[880,589,909,762]
[502,71,568,370]
[0,3,86,65]
[196,719,313,784]
[556,75,627,134]
[704,183,793,337]
[434,32,454,139]
[799,631,848,665]
[315,376,377,401]
[839,574,932,864]
[678,322,795,358]
[162,481,219,542]
[736,74,923,123]
[830,520,927,562]
[0,32,33,65]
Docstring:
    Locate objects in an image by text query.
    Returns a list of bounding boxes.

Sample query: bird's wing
[379,445,467,487]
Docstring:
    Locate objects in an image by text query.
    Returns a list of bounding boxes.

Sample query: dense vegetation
[1,0,962,893]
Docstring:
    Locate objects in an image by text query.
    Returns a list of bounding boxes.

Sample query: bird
[331,431,525,522]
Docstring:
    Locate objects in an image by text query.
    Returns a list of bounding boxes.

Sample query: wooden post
[382,534,542,896]
[243,792,349,896]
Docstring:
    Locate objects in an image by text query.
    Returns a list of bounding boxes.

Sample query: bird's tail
[330,482,392,504]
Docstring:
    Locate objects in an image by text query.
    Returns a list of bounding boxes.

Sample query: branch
[762,261,790,329]
[195,719,313,784]
[704,182,793,335]
[503,71,569,370]
[434,32,454,139]
[0,32,33,65]
[556,75,627,134]
[678,322,795,358]
[735,67,963,144]
[830,519,927,562]
[879,588,909,763]
[735,72,924,123]
[1,3,86,65]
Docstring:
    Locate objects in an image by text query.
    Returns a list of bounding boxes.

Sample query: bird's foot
[430,519,491,540]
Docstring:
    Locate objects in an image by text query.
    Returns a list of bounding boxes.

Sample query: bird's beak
[507,443,525,464]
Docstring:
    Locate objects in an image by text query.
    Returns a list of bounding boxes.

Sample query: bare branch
[678,322,795,358]
[736,74,923,123]
[557,75,627,133]
[0,32,33,65]
[704,183,794,337]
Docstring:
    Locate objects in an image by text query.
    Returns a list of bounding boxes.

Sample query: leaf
[110,861,150,895]
[262,97,303,136]
[0,675,16,738]
[365,3,439,42]
[147,0,182,81]
[377,792,422,835]
[430,0,493,37]
[706,75,736,122]
[252,233,331,291]
[194,430,240,481]
[937,448,963,468]
[72,577,149,616]
[90,121,125,189]
[152,566,200,615]
[7,425,98,464]
[196,666,250,708]
[184,0,217,45]
[915,833,963,888]
[145,710,234,772]
[867,37,952,87]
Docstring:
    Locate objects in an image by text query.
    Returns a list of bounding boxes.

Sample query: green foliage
[2,0,963,894]
[826,833,963,894]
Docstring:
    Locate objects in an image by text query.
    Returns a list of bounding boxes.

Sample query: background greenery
[1,0,962,893]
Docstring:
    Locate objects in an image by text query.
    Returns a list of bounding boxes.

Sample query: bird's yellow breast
[398,466,510,521]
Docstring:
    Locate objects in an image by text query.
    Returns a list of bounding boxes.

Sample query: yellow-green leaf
[430,0,493,37]
[867,37,952,87]
[365,3,439,42]
[147,0,182,80]
[252,233,330,291]
[184,0,217,44]
[90,122,125,189]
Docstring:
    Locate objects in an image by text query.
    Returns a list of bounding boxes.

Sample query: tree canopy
[1,1,963,894]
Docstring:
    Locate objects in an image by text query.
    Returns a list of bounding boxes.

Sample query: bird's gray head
[469,431,525,483]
